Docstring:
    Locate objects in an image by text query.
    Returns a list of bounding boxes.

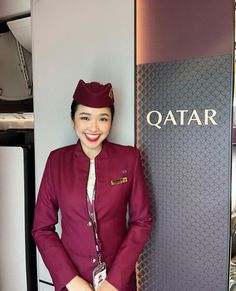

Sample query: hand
[66,275,93,291]
[97,280,118,291]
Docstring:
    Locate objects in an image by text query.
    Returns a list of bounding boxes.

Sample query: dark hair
[70,100,115,121]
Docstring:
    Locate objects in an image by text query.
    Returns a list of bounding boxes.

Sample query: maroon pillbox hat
[73,79,114,108]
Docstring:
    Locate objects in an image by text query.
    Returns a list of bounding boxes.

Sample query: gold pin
[111,177,128,186]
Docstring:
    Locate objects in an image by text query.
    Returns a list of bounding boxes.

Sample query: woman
[32,80,152,291]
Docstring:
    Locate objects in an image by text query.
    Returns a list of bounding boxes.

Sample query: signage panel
[136,55,233,290]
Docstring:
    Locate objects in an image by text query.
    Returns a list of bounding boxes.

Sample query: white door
[0,146,27,290]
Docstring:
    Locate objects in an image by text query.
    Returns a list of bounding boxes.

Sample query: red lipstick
[85,133,100,142]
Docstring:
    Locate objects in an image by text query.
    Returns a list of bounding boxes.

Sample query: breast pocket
[95,174,131,210]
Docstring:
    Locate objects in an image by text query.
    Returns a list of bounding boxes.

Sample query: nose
[89,119,99,132]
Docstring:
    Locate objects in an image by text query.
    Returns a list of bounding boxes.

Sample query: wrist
[66,275,92,290]
[100,280,118,290]
[66,275,80,289]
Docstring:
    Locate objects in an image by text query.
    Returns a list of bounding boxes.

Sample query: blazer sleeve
[106,148,152,290]
[32,153,78,291]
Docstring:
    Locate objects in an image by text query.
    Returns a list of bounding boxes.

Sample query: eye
[80,116,90,121]
[100,117,109,122]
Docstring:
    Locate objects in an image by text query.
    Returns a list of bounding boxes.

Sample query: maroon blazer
[32,140,152,291]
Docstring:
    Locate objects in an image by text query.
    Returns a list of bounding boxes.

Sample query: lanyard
[87,189,103,265]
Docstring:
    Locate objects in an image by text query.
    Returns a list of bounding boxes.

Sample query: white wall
[32,0,134,287]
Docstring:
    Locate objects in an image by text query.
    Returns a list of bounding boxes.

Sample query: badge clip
[93,262,107,290]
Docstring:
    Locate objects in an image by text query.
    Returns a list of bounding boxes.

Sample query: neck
[81,145,102,160]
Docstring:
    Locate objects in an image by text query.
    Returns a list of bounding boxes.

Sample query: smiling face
[74,104,112,159]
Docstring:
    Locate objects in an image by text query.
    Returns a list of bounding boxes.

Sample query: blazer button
[92,258,97,264]
[87,221,92,227]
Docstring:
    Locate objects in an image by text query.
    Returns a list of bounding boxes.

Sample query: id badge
[92,262,107,290]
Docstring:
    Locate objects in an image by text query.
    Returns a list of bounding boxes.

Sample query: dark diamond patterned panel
[136,55,232,291]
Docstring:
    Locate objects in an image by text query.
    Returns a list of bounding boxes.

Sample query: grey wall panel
[136,55,232,291]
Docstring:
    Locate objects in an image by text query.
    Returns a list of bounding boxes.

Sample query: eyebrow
[78,112,91,116]
[78,112,110,117]
[99,113,110,117]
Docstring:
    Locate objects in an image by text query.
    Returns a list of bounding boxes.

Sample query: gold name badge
[111,177,128,186]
